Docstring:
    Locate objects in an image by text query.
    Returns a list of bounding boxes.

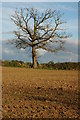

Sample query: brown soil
[2,67,79,119]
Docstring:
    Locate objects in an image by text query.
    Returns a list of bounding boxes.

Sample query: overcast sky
[0,0,79,2]
[0,2,79,63]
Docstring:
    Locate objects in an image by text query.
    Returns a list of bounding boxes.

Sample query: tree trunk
[32,16,37,68]
[32,45,37,68]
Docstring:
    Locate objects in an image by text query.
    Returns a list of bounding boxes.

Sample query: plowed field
[2,67,79,119]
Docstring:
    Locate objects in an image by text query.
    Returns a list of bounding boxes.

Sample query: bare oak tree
[11,8,70,68]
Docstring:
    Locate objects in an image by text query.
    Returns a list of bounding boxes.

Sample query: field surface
[2,67,79,119]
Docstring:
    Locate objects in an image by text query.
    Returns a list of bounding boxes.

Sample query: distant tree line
[1,60,32,68]
[0,60,80,70]
[38,61,80,70]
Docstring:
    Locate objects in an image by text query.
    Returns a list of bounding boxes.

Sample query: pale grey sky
[0,0,79,2]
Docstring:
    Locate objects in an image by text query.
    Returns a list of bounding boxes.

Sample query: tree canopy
[10,8,71,68]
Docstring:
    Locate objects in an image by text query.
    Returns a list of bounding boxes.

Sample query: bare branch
[11,9,33,40]
[10,8,71,68]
